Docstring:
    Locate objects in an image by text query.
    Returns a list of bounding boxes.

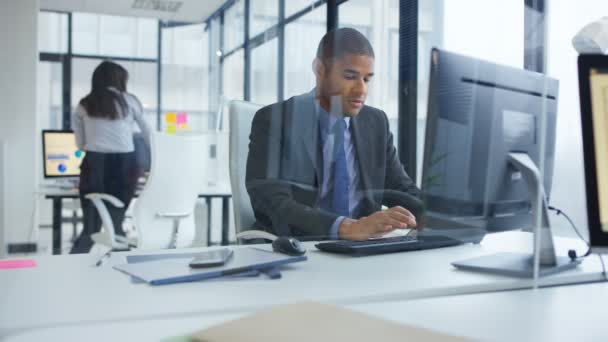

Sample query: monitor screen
[589,67,608,233]
[42,130,85,178]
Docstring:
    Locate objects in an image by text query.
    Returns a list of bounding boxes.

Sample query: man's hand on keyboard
[338,206,417,241]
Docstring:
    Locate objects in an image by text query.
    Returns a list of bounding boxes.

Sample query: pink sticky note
[0,259,37,270]
[176,112,188,125]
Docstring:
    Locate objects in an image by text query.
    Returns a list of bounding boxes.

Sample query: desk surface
[0,231,603,339]
[37,183,232,197]
[8,281,605,342]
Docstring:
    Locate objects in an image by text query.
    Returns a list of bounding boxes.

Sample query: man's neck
[317,96,331,114]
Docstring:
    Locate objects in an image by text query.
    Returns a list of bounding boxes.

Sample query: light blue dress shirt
[316,102,362,239]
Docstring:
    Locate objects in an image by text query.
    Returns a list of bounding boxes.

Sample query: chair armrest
[235,230,278,242]
[156,212,191,219]
[85,193,125,249]
[114,235,138,248]
[85,193,125,208]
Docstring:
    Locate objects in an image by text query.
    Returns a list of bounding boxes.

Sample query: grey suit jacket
[246,91,421,239]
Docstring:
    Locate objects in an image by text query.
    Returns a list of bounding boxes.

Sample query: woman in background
[70,61,150,254]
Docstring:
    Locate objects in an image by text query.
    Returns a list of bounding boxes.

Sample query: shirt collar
[314,94,351,134]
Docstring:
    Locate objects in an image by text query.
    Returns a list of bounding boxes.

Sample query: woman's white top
[72,87,151,153]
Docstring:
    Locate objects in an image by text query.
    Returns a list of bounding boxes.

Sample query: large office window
[223,0,245,52]
[162,24,210,132]
[285,0,321,18]
[442,0,524,69]
[37,61,63,129]
[223,50,245,102]
[71,58,158,128]
[38,11,68,130]
[208,17,223,117]
[72,13,158,59]
[38,11,68,53]
[39,12,163,130]
[284,3,326,98]
[251,39,279,105]
[249,0,279,38]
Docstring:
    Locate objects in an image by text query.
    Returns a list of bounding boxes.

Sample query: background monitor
[42,130,85,178]
[579,54,608,252]
[421,48,559,232]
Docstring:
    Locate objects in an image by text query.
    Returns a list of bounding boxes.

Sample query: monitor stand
[452,152,581,278]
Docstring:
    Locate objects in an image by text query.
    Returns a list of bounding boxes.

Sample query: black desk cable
[548,205,607,280]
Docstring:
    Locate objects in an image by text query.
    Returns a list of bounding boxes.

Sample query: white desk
[9,281,605,342]
[36,184,232,253]
[348,280,608,342]
[0,231,604,340]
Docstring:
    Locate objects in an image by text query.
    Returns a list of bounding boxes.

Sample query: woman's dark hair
[79,61,129,119]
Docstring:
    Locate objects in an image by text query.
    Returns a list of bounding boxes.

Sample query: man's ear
[312,58,326,79]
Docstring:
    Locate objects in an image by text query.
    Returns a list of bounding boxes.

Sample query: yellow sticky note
[165,112,176,123]
[166,123,177,134]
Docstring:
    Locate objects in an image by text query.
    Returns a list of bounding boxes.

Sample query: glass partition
[284,3,326,98]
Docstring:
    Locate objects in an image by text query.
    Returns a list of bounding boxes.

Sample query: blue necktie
[331,119,349,217]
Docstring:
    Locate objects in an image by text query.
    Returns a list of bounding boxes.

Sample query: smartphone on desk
[189,248,234,268]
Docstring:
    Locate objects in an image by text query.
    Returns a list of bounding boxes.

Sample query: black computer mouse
[272,237,306,256]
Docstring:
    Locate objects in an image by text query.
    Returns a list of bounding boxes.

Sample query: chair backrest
[229,100,262,234]
[134,132,206,249]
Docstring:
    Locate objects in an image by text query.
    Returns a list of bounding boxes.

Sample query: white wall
[0,0,39,245]
[547,0,608,237]
[0,141,6,256]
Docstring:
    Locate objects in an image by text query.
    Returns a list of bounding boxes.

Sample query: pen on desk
[95,250,112,267]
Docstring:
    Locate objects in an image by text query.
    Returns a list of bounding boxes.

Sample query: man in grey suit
[246,28,421,241]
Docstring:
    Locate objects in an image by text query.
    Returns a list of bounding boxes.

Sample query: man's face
[317,53,374,117]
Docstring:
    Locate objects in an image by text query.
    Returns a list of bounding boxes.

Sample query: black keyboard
[315,235,461,256]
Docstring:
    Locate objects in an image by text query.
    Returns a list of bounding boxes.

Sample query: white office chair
[87,132,206,250]
[229,100,262,235]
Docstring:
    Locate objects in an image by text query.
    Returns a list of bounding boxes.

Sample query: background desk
[38,186,232,254]
[0,231,604,339]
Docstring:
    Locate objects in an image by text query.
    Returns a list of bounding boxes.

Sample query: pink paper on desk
[0,259,37,270]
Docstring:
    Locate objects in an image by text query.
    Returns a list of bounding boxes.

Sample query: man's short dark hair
[316,28,375,65]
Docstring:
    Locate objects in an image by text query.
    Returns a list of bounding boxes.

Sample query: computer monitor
[42,130,85,178]
[422,48,558,231]
[579,54,608,253]
[423,48,579,277]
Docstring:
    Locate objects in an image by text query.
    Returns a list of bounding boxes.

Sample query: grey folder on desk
[113,248,307,285]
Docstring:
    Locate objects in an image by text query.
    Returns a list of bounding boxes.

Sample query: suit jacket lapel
[293,92,322,184]
[350,111,373,192]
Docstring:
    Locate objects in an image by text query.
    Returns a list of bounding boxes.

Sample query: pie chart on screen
[57,164,67,173]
